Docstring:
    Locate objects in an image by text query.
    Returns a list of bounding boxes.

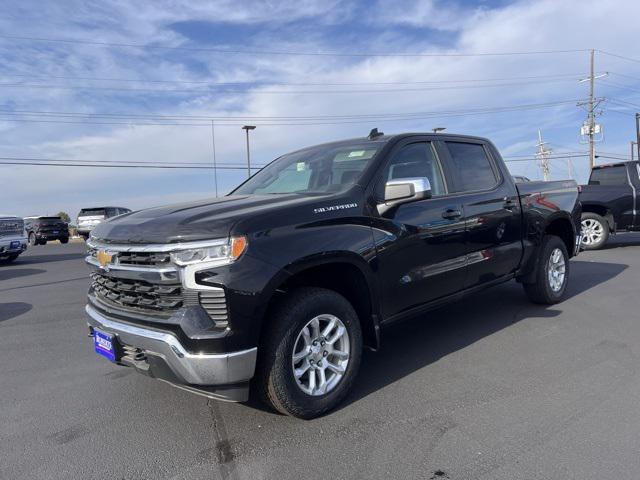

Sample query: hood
[91,194,326,244]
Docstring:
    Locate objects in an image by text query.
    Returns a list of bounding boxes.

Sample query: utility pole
[536,129,552,181]
[211,120,218,197]
[588,49,596,169]
[578,50,606,169]
[241,125,256,179]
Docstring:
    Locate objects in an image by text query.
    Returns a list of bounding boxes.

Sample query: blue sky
[1,0,640,219]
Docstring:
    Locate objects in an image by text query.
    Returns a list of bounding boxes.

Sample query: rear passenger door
[439,139,523,289]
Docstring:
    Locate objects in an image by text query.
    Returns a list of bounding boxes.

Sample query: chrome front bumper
[86,304,257,387]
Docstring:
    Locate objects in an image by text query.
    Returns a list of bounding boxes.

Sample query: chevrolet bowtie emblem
[96,250,114,269]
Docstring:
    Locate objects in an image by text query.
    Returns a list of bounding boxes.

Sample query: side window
[589,166,628,186]
[382,142,446,197]
[445,142,498,192]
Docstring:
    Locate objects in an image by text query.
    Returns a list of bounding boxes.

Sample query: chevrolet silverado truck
[579,161,640,250]
[85,131,581,419]
[24,216,69,245]
[0,215,27,263]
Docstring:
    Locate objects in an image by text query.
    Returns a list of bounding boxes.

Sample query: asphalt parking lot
[2,236,640,480]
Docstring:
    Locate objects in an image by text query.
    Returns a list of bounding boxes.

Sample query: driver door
[371,139,467,319]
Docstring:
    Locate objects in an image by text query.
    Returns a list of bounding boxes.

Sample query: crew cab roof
[287,132,491,156]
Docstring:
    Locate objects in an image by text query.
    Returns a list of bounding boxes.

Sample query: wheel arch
[581,203,615,231]
[258,254,381,351]
[545,215,576,258]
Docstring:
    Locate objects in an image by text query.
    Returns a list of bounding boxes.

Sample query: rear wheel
[37,239,47,246]
[580,213,609,250]
[523,235,570,304]
[255,287,363,419]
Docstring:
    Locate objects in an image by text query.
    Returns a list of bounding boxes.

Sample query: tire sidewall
[540,236,570,301]
[28,232,36,246]
[268,290,362,418]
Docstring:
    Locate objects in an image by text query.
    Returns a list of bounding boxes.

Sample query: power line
[0,159,264,170]
[0,34,589,57]
[1,71,585,87]
[597,50,640,65]
[0,99,585,127]
[0,100,582,120]
[0,156,258,167]
[0,77,580,95]
[600,80,640,95]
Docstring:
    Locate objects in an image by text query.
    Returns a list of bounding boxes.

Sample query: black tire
[523,235,570,305]
[580,212,609,250]
[59,237,69,244]
[0,254,19,264]
[37,239,47,246]
[255,287,363,419]
[28,232,36,246]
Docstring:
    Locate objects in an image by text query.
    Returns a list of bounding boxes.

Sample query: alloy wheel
[291,314,350,396]
[547,247,566,292]
[581,218,603,246]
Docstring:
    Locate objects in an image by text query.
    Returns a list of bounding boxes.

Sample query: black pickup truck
[579,161,640,250]
[85,132,581,418]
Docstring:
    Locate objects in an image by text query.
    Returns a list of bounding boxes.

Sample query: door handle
[503,198,517,210]
[442,208,462,220]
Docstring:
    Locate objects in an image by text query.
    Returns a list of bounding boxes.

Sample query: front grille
[91,273,183,313]
[116,251,172,266]
[0,219,24,237]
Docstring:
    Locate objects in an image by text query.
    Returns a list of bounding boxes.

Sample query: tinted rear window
[445,142,498,192]
[79,209,106,216]
[589,166,628,186]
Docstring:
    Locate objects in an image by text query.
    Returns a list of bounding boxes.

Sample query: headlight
[170,236,247,266]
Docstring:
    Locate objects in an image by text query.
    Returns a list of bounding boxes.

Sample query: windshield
[233,141,382,195]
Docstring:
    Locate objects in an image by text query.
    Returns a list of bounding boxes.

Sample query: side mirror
[379,177,432,214]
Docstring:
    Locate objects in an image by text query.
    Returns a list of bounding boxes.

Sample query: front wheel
[523,235,570,304]
[28,232,36,246]
[59,237,69,244]
[255,287,363,419]
[580,213,609,250]
[0,253,19,264]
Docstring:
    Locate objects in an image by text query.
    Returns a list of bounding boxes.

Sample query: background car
[76,207,131,240]
[0,214,28,263]
[24,216,69,246]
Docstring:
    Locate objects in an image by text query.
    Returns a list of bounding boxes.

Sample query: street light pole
[636,113,640,162]
[242,125,256,179]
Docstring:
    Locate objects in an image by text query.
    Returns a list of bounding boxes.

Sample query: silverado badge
[96,250,114,269]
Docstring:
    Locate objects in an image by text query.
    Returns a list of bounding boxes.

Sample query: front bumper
[86,304,257,401]
[0,236,28,255]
